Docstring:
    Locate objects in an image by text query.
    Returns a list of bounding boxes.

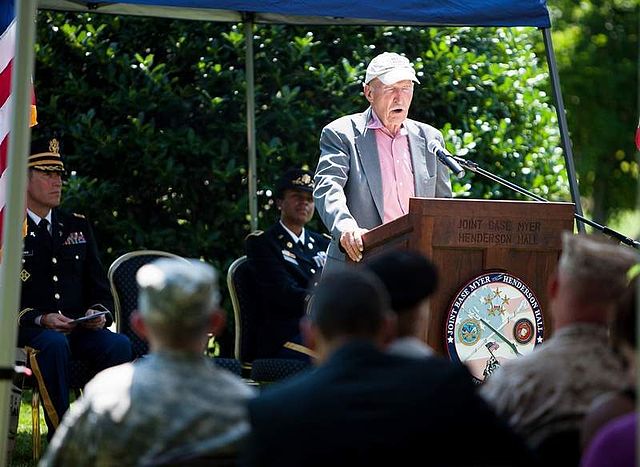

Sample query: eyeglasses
[369,84,414,95]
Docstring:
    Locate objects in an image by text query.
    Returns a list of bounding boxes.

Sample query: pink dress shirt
[367,111,415,223]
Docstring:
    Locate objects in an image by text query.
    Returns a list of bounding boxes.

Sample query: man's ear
[208,310,226,337]
[131,311,148,340]
[363,84,374,104]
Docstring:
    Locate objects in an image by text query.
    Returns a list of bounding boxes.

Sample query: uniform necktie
[38,218,51,239]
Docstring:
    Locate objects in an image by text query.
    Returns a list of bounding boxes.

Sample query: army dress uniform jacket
[245,222,329,357]
[18,209,114,327]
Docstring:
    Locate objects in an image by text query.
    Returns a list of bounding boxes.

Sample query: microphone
[427,140,465,179]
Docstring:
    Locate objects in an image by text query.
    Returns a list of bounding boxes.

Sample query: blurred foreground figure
[481,232,638,466]
[42,258,256,467]
[580,275,638,467]
[242,269,536,467]
[364,248,439,358]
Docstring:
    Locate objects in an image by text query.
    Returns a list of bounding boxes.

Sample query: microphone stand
[452,155,640,250]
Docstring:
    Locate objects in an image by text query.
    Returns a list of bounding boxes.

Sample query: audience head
[550,232,639,328]
[303,269,394,361]
[134,258,223,351]
[363,249,438,337]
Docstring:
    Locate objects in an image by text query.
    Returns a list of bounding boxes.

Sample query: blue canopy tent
[0,1,581,460]
[38,1,552,26]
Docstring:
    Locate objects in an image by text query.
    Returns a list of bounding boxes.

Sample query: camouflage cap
[559,232,639,301]
[136,258,220,328]
[559,232,639,280]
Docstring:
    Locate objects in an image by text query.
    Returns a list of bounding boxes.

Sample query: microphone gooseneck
[427,140,466,179]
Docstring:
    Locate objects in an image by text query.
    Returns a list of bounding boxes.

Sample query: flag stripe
[0,5,16,244]
[0,1,36,248]
[0,18,15,73]
[0,93,11,144]
[0,58,12,104]
[0,138,7,209]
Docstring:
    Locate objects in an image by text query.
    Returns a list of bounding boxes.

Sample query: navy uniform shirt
[245,222,329,357]
[18,209,113,327]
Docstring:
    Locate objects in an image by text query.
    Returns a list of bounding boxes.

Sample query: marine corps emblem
[445,271,544,384]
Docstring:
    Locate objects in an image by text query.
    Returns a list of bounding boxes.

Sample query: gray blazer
[313,107,452,270]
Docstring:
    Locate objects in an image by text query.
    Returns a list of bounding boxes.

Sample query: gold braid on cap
[28,138,64,172]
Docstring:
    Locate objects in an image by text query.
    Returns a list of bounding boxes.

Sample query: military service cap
[29,131,65,172]
[275,168,314,199]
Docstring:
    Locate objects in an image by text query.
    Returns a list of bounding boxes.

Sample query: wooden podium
[361,198,575,355]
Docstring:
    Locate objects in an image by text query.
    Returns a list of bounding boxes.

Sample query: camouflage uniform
[41,351,256,466]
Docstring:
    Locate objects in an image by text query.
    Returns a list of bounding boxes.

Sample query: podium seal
[445,271,544,384]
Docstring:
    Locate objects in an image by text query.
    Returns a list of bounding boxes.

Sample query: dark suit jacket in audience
[243,341,537,467]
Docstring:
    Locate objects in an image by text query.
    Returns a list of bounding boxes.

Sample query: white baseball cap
[364,52,420,86]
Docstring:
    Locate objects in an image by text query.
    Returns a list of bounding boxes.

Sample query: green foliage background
[32,3,636,352]
[547,0,639,224]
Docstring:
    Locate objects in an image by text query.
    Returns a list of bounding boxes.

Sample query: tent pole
[0,1,38,464]
[542,27,585,233]
[244,15,258,231]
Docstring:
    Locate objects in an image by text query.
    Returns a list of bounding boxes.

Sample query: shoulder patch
[72,213,86,219]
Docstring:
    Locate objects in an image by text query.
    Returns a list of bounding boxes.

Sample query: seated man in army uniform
[245,168,330,360]
[17,132,132,439]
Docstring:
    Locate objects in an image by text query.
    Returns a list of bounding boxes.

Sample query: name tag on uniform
[282,249,299,265]
[63,232,86,245]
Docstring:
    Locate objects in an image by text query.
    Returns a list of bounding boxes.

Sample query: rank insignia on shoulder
[322,233,332,240]
[72,213,86,219]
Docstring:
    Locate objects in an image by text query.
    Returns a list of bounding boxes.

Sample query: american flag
[0,0,37,244]
[486,341,500,353]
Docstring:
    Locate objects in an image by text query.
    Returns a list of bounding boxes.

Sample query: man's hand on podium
[340,228,369,262]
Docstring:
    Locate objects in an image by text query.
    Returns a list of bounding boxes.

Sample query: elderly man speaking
[313,52,453,272]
